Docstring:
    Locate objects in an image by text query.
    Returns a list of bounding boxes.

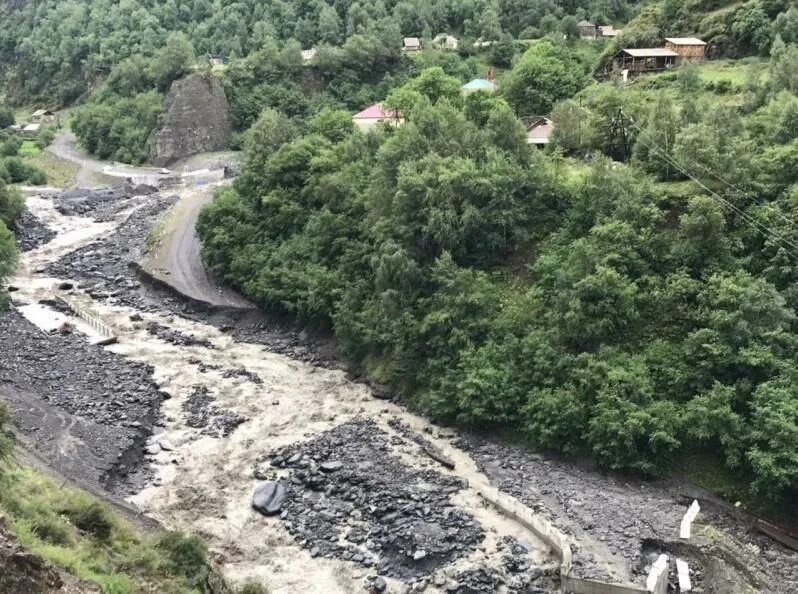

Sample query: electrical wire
[627,122,798,258]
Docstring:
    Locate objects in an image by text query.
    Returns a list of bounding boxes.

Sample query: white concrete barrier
[680,500,700,539]
[56,295,117,345]
[677,558,691,592]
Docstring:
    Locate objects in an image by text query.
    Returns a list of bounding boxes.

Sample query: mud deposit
[53,184,158,221]
[43,189,331,366]
[0,310,163,492]
[458,436,798,593]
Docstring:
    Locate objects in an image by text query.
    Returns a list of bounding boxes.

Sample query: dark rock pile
[182,385,247,438]
[221,367,262,385]
[44,194,177,307]
[0,310,164,493]
[53,184,158,221]
[145,321,216,349]
[260,419,484,584]
[455,435,682,581]
[13,210,55,252]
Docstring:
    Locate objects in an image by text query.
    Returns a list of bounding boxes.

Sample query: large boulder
[252,482,287,516]
[148,74,232,166]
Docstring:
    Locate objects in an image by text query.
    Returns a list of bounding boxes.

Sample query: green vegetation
[0,407,269,594]
[1,465,205,594]
[23,152,79,189]
[198,23,798,508]
[0,179,22,305]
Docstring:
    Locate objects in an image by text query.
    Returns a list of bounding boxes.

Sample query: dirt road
[48,132,166,187]
[141,184,254,308]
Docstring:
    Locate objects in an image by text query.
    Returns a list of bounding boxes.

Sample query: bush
[0,157,30,183]
[0,404,14,475]
[31,515,74,546]
[0,136,21,157]
[713,79,733,94]
[238,582,269,594]
[36,126,57,150]
[61,499,114,541]
[27,169,47,185]
[156,531,208,579]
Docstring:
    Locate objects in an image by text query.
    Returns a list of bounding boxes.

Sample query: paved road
[144,185,254,309]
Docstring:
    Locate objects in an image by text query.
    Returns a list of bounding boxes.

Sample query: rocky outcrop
[148,74,232,166]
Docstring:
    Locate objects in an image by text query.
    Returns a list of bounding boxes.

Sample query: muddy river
[3,187,795,594]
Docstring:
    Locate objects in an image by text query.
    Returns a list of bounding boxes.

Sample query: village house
[664,37,707,59]
[526,117,554,147]
[352,104,404,131]
[207,54,225,68]
[612,48,679,75]
[432,34,459,50]
[473,37,494,48]
[599,25,622,38]
[577,20,598,40]
[30,109,56,123]
[22,123,41,137]
[300,48,317,63]
[462,78,496,94]
[402,37,422,52]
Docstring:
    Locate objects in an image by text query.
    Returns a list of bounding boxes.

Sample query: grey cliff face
[148,73,232,166]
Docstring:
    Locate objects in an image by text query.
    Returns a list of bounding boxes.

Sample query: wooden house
[30,109,56,123]
[577,20,598,40]
[526,117,554,147]
[664,37,707,59]
[402,37,422,52]
[613,48,679,74]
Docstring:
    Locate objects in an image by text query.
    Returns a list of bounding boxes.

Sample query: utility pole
[609,108,632,161]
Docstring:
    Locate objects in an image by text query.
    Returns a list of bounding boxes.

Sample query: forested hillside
[3,0,798,508]
[196,11,798,508]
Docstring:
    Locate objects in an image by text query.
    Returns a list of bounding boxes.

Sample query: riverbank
[4,184,796,594]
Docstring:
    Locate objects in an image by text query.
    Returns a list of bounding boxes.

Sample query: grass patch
[22,151,79,188]
[697,58,764,86]
[0,466,211,594]
[18,140,42,157]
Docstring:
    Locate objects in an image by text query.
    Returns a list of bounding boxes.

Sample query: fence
[56,295,117,345]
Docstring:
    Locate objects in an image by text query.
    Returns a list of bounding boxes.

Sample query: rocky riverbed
[0,309,164,493]
[6,185,798,594]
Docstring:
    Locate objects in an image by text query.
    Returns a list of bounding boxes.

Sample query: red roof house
[352,104,404,130]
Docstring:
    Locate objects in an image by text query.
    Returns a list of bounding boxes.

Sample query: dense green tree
[732,1,774,55]
[769,38,798,95]
[502,41,587,116]
[0,221,17,307]
[0,107,14,130]
[632,92,680,179]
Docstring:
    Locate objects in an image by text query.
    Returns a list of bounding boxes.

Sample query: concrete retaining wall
[476,486,671,594]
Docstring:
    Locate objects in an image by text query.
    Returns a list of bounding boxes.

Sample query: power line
[628,118,798,235]
[628,122,798,258]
